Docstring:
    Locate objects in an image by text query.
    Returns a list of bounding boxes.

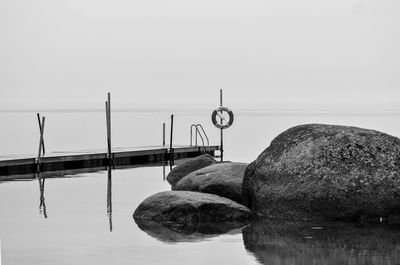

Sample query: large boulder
[242,124,400,221]
[173,162,248,204]
[166,154,217,185]
[133,191,253,223]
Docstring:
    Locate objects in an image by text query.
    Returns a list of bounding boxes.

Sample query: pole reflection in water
[163,162,166,181]
[107,165,112,232]
[36,172,47,218]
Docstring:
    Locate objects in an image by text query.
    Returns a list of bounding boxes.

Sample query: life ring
[211,107,234,129]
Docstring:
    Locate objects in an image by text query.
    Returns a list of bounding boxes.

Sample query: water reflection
[242,218,400,265]
[134,218,246,243]
[107,165,112,232]
[163,164,166,181]
[36,172,47,218]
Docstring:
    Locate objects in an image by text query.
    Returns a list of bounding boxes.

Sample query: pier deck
[0,145,219,177]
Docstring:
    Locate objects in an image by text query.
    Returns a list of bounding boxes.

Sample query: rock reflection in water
[243,218,400,265]
[134,218,247,243]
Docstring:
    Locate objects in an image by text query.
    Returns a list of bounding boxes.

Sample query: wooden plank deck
[0,145,219,177]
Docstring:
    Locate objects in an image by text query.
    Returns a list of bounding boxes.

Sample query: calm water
[1,109,400,264]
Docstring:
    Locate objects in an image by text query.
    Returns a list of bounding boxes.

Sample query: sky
[0,0,399,110]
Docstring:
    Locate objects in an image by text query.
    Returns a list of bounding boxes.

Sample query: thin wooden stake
[36,114,45,155]
[36,114,46,172]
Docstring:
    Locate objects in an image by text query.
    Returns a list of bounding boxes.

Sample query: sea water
[1,109,400,265]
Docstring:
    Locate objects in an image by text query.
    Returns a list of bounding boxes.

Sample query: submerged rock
[166,154,217,186]
[242,124,400,221]
[243,218,400,265]
[173,162,248,204]
[133,191,254,223]
[134,218,245,243]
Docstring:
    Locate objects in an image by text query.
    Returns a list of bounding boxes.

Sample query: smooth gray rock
[133,191,254,223]
[173,162,248,204]
[242,124,400,221]
[166,154,217,186]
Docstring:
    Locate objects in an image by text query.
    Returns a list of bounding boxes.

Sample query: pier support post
[105,93,112,165]
[219,89,224,162]
[163,123,166,146]
[169,114,174,168]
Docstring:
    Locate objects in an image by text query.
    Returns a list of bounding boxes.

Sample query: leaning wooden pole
[36,113,45,156]
[36,113,46,172]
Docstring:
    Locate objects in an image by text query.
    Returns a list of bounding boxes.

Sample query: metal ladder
[190,124,210,152]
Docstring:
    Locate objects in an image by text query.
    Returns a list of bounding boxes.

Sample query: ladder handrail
[190,124,197,146]
[190,124,209,152]
[196,126,205,147]
[196,124,209,147]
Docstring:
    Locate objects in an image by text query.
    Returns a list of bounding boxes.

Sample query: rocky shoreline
[133,124,400,230]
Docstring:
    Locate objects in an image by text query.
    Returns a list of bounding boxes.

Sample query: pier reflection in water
[107,165,112,232]
[4,164,400,264]
[30,162,173,233]
[34,164,116,232]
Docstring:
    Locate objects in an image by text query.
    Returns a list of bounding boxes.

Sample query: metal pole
[169,114,174,167]
[163,123,166,146]
[219,89,223,162]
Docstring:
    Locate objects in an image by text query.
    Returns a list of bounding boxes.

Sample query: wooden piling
[169,114,174,167]
[219,89,223,162]
[163,123,166,146]
[105,93,112,164]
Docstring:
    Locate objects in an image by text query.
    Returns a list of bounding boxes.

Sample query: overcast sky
[1,0,399,110]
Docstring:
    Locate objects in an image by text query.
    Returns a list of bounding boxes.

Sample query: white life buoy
[211,107,234,129]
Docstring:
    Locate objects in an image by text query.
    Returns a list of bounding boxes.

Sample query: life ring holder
[211,107,234,129]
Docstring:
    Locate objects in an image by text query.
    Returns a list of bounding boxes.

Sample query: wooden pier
[0,92,230,180]
[0,145,219,178]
